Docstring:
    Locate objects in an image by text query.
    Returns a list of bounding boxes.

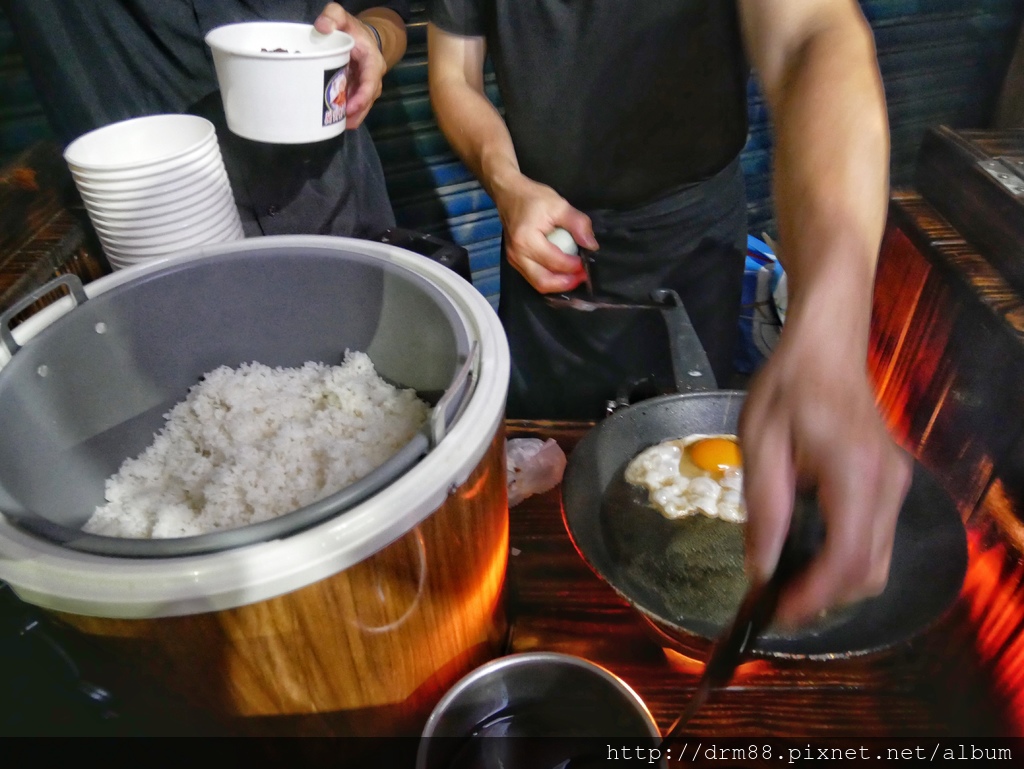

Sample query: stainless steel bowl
[417,652,660,769]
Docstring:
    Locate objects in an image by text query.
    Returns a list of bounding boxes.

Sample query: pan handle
[604,290,716,414]
[545,231,716,401]
[650,288,717,393]
[0,274,89,358]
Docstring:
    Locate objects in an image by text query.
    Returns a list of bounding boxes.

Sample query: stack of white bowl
[63,114,244,270]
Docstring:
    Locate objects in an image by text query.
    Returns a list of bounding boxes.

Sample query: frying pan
[559,290,967,660]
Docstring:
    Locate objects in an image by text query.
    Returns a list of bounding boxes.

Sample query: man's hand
[315,3,395,130]
[739,315,913,627]
[493,174,598,294]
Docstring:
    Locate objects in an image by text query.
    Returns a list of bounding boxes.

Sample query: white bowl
[101,232,244,263]
[98,215,243,257]
[76,167,232,212]
[99,211,242,251]
[82,181,234,226]
[103,218,241,267]
[206,22,354,144]
[88,195,239,240]
[89,203,239,244]
[70,146,220,195]
[83,179,235,223]
[104,253,137,271]
[68,134,219,182]
[64,114,217,173]
[71,150,226,194]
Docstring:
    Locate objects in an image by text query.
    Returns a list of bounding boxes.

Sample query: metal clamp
[0,274,89,358]
[979,157,1024,196]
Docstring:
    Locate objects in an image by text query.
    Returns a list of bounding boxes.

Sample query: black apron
[499,158,747,420]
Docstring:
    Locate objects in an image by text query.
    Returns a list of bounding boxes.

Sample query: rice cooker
[0,235,511,736]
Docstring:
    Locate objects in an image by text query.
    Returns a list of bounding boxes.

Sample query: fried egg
[624,434,745,523]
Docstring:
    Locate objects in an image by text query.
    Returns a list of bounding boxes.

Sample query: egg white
[624,433,746,523]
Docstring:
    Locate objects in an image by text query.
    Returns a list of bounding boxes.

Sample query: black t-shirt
[429,0,749,210]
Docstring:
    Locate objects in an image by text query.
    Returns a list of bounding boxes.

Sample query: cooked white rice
[83,351,430,539]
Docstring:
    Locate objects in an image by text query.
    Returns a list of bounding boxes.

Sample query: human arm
[314,3,407,129]
[736,0,912,625]
[426,22,595,293]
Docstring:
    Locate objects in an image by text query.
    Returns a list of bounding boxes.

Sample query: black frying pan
[558,291,967,660]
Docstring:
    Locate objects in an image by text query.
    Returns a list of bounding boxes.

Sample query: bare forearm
[427,25,529,209]
[737,0,910,627]
[435,88,524,205]
[427,23,595,290]
[768,16,889,351]
[358,8,406,71]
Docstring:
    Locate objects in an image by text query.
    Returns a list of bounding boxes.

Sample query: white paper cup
[205,22,355,144]
[64,115,216,173]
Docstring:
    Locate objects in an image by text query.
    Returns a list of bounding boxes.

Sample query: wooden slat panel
[0,141,108,319]
[872,189,1024,516]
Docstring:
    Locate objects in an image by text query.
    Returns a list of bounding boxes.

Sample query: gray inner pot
[0,243,471,557]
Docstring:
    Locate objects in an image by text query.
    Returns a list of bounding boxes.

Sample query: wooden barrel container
[0,236,512,738]
[55,427,509,736]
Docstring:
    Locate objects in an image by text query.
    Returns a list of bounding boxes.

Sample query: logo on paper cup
[323,66,348,126]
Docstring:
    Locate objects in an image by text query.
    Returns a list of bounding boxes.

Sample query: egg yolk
[687,436,742,476]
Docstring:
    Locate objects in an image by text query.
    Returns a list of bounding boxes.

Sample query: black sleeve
[427,0,485,36]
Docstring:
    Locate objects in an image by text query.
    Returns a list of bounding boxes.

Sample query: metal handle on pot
[375,227,473,284]
[428,341,478,448]
[541,238,716,407]
[0,274,89,357]
[0,582,120,722]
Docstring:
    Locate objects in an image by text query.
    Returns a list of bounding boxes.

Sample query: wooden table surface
[505,420,1005,749]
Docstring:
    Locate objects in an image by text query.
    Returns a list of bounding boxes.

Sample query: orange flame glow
[662,645,772,681]
[959,526,1024,735]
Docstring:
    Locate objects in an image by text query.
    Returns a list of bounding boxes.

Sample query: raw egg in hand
[624,434,745,523]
